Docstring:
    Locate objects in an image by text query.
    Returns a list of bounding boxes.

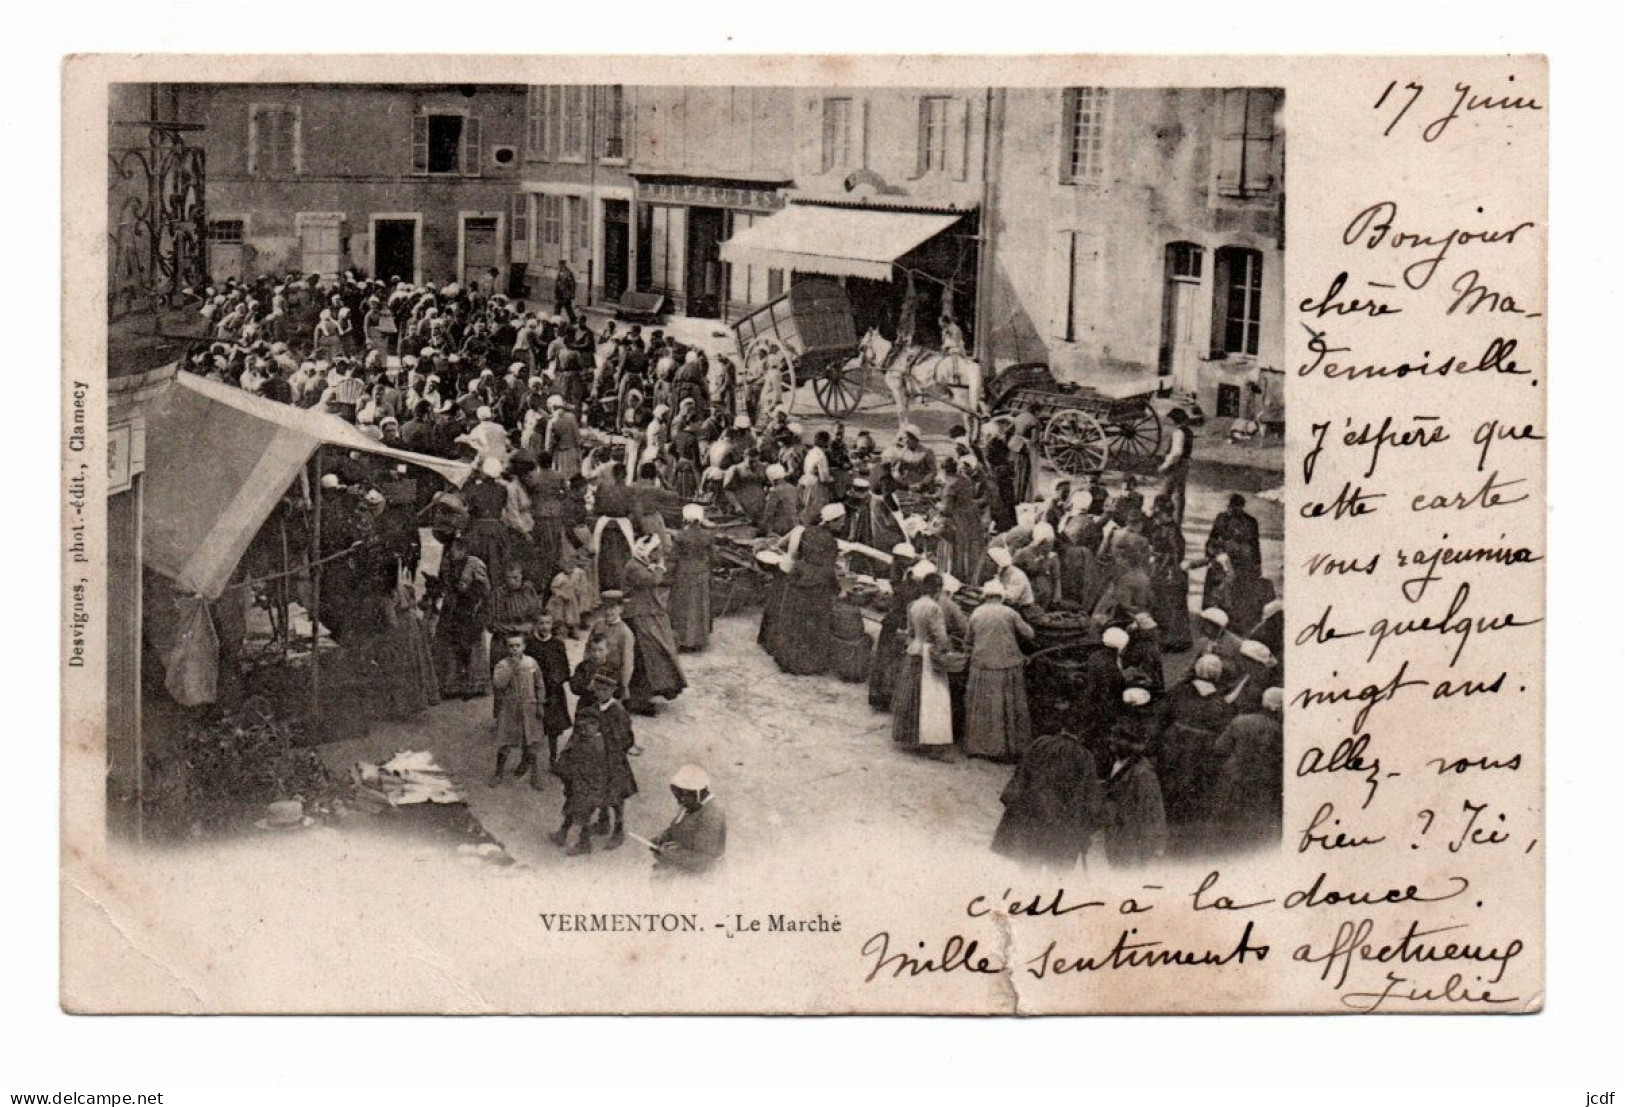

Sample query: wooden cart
[732,279,867,417]
[984,362,1164,475]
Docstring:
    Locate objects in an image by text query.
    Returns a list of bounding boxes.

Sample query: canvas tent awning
[719,205,960,282]
[143,370,472,600]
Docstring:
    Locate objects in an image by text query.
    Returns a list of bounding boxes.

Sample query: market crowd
[186,267,1282,873]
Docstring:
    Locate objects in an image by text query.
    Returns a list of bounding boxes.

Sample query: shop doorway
[602,200,631,303]
[685,205,725,318]
[373,217,418,283]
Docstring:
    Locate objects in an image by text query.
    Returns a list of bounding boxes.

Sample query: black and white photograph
[103,79,1286,878]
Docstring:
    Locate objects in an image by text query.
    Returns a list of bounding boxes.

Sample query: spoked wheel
[745,336,799,417]
[1041,408,1111,475]
[1107,403,1163,468]
[813,355,866,417]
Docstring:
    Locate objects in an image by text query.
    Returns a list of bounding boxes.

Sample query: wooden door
[462,216,500,291]
[1158,242,1205,385]
[299,216,343,279]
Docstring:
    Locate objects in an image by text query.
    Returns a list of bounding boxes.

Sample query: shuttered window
[1213,246,1264,355]
[822,98,853,172]
[526,86,549,160]
[560,86,586,160]
[597,85,628,160]
[918,96,950,173]
[1216,89,1278,197]
[414,113,481,176]
[511,194,530,260]
[248,104,301,176]
[1059,88,1108,184]
[1047,231,1102,343]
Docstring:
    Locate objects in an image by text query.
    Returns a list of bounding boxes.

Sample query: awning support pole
[308,446,322,738]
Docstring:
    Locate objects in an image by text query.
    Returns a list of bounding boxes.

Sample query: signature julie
[1340,970,1522,1013]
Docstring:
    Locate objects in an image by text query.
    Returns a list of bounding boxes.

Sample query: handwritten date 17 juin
[1374,77,1543,142]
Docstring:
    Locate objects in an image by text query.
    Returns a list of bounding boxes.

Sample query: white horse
[854,328,985,429]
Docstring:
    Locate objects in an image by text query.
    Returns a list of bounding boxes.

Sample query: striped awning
[720,205,959,282]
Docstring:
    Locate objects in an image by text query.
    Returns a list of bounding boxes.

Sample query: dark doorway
[602,200,631,303]
[685,205,725,318]
[374,219,416,283]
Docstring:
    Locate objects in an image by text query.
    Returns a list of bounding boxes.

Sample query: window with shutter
[561,87,586,160]
[598,86,627,160]
[512,194,530,260]
[1059,88,1108,185]
[425,115,464,174]
[1216,89,1279,198]
[250,104,301,177]
[536,195,564,268]
[1047,231,1103,342]
[919,97,950,173]
[566,196,589,257]
[822,98,852,172]
[1047,232,1076,341]
[411,114,429,175]
[1212,246,1264,356]
[461,116,482,176]
[525,87,543,159]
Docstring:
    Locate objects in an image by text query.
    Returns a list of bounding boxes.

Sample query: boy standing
[491,634,545,789]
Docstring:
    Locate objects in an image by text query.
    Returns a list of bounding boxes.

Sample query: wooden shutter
[1242,91,1276,194]
[511,193,529,260]
[860,99,871,169]
[539,86,555,160]
[1046,232,1075,340]
[1057,88,1075,183]
[411,114,429,175]
[794,96,820,179]
[1070,232,1102,335]
[462,115,482,177]
[593,87,608,158]
[948,97,970,181]
[1215,89,1246,195]
[916,97,931,176]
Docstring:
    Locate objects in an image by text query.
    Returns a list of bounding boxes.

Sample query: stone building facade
[168,82,1284,414]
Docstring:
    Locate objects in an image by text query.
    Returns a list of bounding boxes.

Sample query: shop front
[719,200,981,347]
[632,174,789,320]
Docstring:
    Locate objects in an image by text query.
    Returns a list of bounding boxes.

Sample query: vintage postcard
[61,53,1546,1014]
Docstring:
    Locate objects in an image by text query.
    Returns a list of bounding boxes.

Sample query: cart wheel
[813,355,866,417]
[1041,408,1111,474]
[1108,403,1163,467]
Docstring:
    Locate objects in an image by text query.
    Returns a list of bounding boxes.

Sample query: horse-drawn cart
[985,362,1164,475]
[732,278,867,418]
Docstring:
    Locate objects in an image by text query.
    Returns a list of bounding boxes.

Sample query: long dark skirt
[1150,566,1193,651]
[670,570,711,651]
[868,621,907,709]
[629,613,687,701]
[964,664,1031,762]
[773,583,834,675]
[465,519,512,588]
[757,574,788,655]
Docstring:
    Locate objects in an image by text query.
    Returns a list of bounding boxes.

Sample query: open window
[1211,246,1263,357]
